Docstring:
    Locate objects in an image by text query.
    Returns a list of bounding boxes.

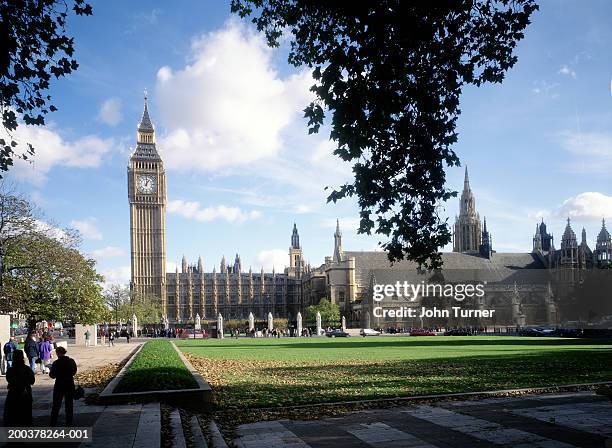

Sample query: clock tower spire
[128,91,167,314]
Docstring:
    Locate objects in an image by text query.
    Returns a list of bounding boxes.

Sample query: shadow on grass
[178,337,612,351]
[208,348,612,409]
[114,366,198,393]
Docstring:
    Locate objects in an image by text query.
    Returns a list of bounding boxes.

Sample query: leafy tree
[106,289,163,325]
[130,292,163,324]
[305,298,340,324]
[1,230,108,331]
[0,0,92,173]
[0,183,38,286]
[232,1,538,269]
[103,284,130,324]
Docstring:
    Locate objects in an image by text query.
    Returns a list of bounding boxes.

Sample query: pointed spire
[464,165,470,189]
[182,255,187,273]
[234,253,241,273]
[291,222,300,249]
[333,219,343,262]
[138,89,154,132]
[198,256,203,272]
[483,217,488,233]
[581,227,587,245]
[597,218,611,245]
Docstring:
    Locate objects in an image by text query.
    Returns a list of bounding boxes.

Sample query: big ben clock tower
[128,91,167,312]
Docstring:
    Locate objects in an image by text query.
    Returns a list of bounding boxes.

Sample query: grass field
[114,340,198,393]
[177,336,612,409]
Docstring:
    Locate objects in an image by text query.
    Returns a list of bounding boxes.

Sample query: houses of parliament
[129,97,612,327]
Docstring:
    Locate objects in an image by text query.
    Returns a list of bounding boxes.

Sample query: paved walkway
[0,340,147,447]
[233,391,612,448]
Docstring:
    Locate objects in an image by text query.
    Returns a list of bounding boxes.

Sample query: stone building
[129,97,610,327]
[128,96,302,323]
[312,170,612,329]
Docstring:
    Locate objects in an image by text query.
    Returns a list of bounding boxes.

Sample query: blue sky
[4,0,612,285]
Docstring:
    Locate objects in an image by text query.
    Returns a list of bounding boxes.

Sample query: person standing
[3,337,18,371]
[49,346,77,427]
[3,350,35,426]
[84,329,91,347]
[108,331,115,347]
[24,333,39,373]
[39,338,53,374]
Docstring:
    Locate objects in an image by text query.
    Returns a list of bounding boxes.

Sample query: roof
[344,251,549,286]
[138,100,154,132]
[131,142,162,160]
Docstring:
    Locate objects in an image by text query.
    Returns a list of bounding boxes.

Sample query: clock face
[137,175,157,194]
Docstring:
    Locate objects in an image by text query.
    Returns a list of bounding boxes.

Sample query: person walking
[3,337,18,371]
[49,346,77,427]
[84,329,91,347]
[24,333,39,373]
[3,350,35,426]
[39,338,53,374]
[126,331,131,343]
[108,331,115,347]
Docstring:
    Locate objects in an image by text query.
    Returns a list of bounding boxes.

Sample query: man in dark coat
[49,346,77,426]
[24,333,39,373]
[3,336,18,371]
[3,350,35,426]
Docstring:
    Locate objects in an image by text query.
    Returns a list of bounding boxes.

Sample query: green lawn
[176,336,612,409]
[114,340,198,393]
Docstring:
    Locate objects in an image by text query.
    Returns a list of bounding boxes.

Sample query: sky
[4,0,612,286]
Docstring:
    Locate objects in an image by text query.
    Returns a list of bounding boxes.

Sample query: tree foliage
[104,286,163,325]
[1,230,108,328]
[305,298,340,324]
[0,187,107,328]
[0,0,92,173]
[232,0,538,269]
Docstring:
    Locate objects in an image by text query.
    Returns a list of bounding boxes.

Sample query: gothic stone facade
[312,169,612,329]
[129,99,611,326]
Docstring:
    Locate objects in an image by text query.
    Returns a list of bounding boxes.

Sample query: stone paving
[2,342,611,447]
[0,339,151,447]
[233,391,612,448]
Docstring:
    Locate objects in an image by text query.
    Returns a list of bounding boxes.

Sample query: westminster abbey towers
[128,94,168,310]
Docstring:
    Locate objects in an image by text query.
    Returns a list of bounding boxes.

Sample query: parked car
[360,328,382,337]
[326,329,350,338]
[410,330,436,336]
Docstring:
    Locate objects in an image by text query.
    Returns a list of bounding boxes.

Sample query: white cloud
[71,217,103,240]
[557,192,612,220]
[4,121,113,185]
[168,199,262,223]
[254,249,287,271]
[155,19,313,171]
[101,265,131,286]
[91,246,126,258]
[558,131,612,173]
[558,64,577,79]
[97,98,123,126]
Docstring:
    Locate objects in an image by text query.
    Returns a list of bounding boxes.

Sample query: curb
[98,341,212,409]
[208,419,229,448]
[98,343,144,397]
[241,381,612,411]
